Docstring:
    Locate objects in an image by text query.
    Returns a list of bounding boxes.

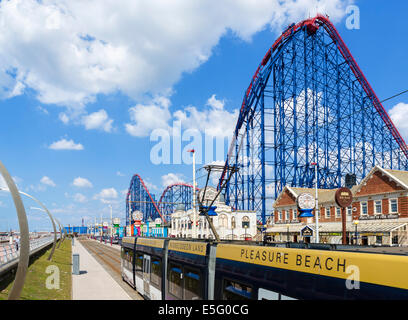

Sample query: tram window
[135,254,143,273]
[223,279,253,300]
[128,249,134,264]
[168,263,182,299]
[184,267,202,300]
[151,257,162,287]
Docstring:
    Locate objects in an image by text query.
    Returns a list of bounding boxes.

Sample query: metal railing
[0,235,60,267]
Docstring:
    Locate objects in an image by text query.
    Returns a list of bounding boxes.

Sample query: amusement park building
[267,166,408,246]
[168,195,257,240]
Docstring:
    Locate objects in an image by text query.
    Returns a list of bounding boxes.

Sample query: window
[151,256,162,287]
[325,207,331,218]
[347,206,352,216]
[335,207,341,218]
[231,216,236,229]
[168,263,182,298]
[121,248,133,270]
[374,200,382,215]
[293,209,297,220]
[278,211,282,221]
[219,214,228,228]
[135,254,143,274]
[242,216,250,229]
[361,202,368,216]
[184,267,202,300]
[223,279,253,300]
[389,199,398,213]
[376,236,382,245]
[285,211,290,221]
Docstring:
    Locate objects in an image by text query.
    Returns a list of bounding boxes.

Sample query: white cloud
[116,171,125,177]
[73,193,87,203]
[174,94,239,138]
[99,188,118,198]
[40,176,56,187]
[82,109,113,132]
[49,138,84,150]
[72,177,93,188]
[389,102,408,140]
[36,105,49,115]
[126,94,238,139]
[0,0,352,108]
[94,187,118,203]
[161,173,185,188]
[59,113,70,124]
[125,97,172,137]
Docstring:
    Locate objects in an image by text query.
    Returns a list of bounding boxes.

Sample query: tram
[121,237,408,300]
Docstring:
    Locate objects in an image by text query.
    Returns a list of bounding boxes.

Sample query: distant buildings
[267,166,408,246]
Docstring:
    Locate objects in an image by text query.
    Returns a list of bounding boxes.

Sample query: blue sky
[0,0,407,231]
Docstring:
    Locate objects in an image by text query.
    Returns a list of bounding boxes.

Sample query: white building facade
[169,187,257,240]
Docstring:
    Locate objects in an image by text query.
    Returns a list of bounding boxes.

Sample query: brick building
[266,166,408,245]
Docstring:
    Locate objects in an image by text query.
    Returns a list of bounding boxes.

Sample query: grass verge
[0,238,72,300]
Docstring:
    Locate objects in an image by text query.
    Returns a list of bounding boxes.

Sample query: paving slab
[72,239,131,300]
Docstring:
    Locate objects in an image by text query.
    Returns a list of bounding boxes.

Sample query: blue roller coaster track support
[218,15,408,226]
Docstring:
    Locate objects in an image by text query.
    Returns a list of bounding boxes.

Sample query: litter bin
[73,254,80,275]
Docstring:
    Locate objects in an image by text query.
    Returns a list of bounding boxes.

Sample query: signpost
[301,225,314,238]
[335,187,353,245]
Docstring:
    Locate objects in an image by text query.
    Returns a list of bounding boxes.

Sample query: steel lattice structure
[126,176,197,226]
[218,15,408,225]
[158,183,198,223]
[126,174,163,224]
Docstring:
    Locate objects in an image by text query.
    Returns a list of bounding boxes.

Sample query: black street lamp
[286,224,290,242]
[354,220,359,245]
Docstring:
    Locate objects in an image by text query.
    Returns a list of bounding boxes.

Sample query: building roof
[382,168,408,189]
[274,186,336,208]
[275,166,408,208]
[266,219,408,233]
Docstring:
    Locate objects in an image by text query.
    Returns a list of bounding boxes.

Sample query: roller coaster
[126,15,408,229]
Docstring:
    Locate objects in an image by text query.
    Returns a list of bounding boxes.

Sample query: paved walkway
[72,239,131,300]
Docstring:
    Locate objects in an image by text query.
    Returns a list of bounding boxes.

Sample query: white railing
[0,235,60,267]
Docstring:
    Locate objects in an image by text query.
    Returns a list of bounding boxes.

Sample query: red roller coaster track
[219,14,408,188]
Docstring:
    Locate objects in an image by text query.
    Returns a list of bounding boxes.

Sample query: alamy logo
[45,265,60,290]
[345,265,360,290]
[345,5,360,30]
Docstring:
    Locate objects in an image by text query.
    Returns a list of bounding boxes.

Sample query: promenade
[71,239,131,300]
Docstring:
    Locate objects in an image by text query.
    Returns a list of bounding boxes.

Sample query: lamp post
[30,207,58,260]
[263,224,267,242]
[54,218,64,247]
[0,188,58,262]
[0,162,29,300]
[311,161,319,243]
[354,220,359,245]
[188,149,197,239]
[109,204,113,239]
[286,224,290,242]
